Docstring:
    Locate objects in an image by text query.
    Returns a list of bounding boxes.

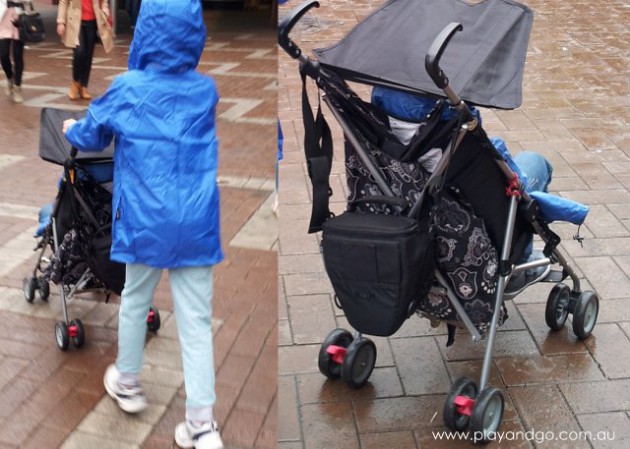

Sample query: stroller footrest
[542,269,565,283]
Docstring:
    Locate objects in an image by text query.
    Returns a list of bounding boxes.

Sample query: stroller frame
[280,1,599,441]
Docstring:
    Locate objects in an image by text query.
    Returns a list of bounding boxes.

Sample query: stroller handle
[278,0,320,60]
[425,22,463,90]
[70,146,78,159]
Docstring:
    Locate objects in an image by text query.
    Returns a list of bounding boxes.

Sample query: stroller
[23,108,161,351]
[279,0,599,441]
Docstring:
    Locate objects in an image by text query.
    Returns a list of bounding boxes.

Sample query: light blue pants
[513,151,553,262]
[116,263,216,422]
[513,151,553,194]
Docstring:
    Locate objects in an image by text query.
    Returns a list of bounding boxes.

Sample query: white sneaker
[504,250,551,298]
[12,86,23,103]
[174,420,224,449]
[103,364,148,413]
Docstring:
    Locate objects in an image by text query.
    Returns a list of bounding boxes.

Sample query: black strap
[446,323,456,347]
[63,162,102,233]
[301,69,333,233]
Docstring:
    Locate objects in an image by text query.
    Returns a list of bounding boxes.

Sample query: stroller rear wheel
[545,283,570,331]
[572,291,599,340]
[469,386,504,443]
[443,377,478,431]
[23,277,36,303]
[55,321,70,351]
[38,276,50,301]
[146,306,161,333]
[342,337,377,389]
[318,328,353,380]
[70,319,85,348]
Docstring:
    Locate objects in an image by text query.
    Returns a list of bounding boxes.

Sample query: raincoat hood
[128,0,206,73]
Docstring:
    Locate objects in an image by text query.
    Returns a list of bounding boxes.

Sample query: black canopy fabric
[39,108,115,165]
[313,0,533,110]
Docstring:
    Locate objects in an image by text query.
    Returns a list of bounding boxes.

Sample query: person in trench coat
[56,0,113,100]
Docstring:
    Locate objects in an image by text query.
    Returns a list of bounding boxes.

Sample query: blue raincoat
[65,0,223,269]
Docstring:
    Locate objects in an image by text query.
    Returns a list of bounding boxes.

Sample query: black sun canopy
[39,108,115,165]
[313,0,533,110]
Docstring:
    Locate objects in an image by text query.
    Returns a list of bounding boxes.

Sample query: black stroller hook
[278,0,320,60]
[425,22,463,90]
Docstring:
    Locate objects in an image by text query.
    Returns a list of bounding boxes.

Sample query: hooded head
[128,0,207,73]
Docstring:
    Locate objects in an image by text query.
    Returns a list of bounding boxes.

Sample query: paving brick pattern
[0,2,277,448]
[278,0,630,448]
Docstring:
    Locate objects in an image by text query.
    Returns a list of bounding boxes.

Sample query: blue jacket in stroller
[64,0,223,269]
[371,86,589,226]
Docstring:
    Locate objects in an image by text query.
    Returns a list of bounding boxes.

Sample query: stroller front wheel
[545,283,570,331]
[146,306,161,333]
[23,277,36,303]
[70,319,85,348]
[572,291,599,340]
[55,321,70,351]
[318,328,353,380]
[443,377,478,431]
[469,386,504,443]
[38,277,50,301]
[342,337,377,389]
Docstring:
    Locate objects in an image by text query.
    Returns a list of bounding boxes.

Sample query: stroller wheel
[23,277,36,303]
[55,321,70,351]
[545,283,570,331]
[342,337,377,389]
[318,328,353,380]
[38,276,50,301]
[469,386,504,443]
[146,306,161,333]
[70,319,86,348]
[443,377,478,431]
[572,290,599,340]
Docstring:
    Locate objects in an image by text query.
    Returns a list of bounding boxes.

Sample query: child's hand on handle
[63,119,77,134]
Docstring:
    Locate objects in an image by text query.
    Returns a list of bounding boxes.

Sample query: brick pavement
[0,2,277,448]
[278,0,630,448]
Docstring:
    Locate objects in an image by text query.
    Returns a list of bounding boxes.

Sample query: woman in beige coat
[56,0,113,100]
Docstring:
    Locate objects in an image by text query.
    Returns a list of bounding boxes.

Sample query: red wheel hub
[454,395,475,416]
[326,345,347,365]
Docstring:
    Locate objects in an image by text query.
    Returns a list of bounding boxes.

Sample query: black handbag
[322,210,435,336]
[13,7,45,43]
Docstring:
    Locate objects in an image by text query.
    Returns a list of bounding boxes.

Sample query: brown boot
[80,85,92,100]
[68,81,81,101]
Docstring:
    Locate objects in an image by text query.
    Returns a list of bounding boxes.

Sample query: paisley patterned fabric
[419,187,507,333]
[345,142,430,215]
[44,228,89,286]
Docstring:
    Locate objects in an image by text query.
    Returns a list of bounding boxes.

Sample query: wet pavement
[278,0,630,448]
[0,1,276,448]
